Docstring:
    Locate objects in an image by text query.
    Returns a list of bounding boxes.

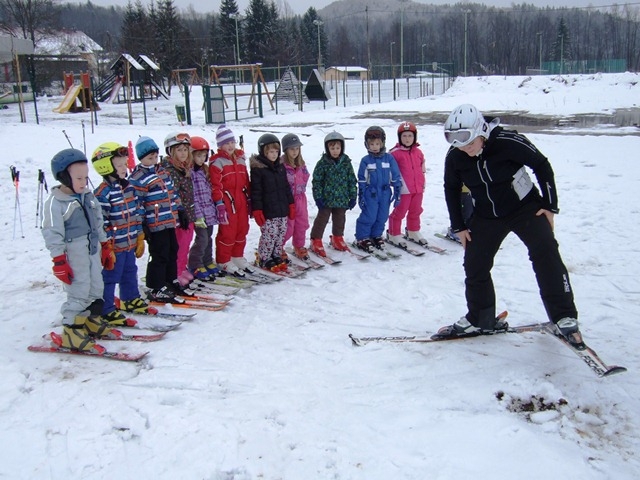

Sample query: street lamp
[229,13,242,67]
[537,32,543,73]
[313,19,324,71]
[421,43,427,72]
[464,10,470,76]
[390,41,395,78]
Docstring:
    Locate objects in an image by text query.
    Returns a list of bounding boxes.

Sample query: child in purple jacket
[188,136,219,280]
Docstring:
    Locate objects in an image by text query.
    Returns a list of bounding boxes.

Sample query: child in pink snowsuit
[281,133,310,258]
[387,121,427,245]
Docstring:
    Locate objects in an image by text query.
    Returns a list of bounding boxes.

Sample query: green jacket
[311,153,357,209]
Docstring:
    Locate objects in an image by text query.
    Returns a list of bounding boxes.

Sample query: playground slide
[107,79,122,104]
[53,84,83,113]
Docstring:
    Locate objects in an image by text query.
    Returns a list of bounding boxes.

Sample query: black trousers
[146,228,178,290]
[464,200,577,329]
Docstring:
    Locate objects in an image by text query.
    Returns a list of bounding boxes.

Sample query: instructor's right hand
[457,230,472,249]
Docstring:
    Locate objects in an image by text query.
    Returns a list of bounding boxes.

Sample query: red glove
[254,210,266,227]
[288,204,296,220]
[52,254,73,285]
[101,241,116,270]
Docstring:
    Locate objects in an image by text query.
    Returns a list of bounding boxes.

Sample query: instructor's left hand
[536,209,554,230]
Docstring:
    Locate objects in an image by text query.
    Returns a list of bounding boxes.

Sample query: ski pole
[62,130,73,148]
[10,165,24,239]
[36,169,48,228]
[81,120,86,156]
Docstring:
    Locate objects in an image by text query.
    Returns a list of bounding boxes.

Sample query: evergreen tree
[244,0,281,65]
[551,17,572,67]
[120,0,151,56]
[154,0,190,75]
[300,8,327,67]
[217,0,241,66]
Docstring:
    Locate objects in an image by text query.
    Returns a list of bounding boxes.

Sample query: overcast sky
[76,0,623,16]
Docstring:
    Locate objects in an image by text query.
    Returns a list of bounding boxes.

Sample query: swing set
[209,63,274,111]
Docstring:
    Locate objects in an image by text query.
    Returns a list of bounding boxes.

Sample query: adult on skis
[441,104,583,348]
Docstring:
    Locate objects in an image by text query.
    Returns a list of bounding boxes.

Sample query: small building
[324,66,369,82]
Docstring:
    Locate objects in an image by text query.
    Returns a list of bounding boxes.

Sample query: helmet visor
[444,129,474,147]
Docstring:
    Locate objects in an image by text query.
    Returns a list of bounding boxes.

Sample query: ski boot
[405,228,429,246]
[232,256,256,274]
[330,235,351,252]
[293,246,310,260]
[103,310,134,327]
[372,237,386,250]
[555,318,585,350]
[310,238,326,257]
[121,297,152,314]
[57,314,106,353]
[432,312,509,340]
[386,230,407,248]
[354,238,374,253]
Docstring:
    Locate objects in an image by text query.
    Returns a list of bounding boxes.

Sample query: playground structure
[94,53,167,103]
[53,71,99,113]
[210,63,273,111]
[169,68,201,95]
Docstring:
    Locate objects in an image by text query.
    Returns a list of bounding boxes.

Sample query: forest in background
[1,0,639,84]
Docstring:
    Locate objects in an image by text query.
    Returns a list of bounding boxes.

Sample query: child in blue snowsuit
[354,126,402,253]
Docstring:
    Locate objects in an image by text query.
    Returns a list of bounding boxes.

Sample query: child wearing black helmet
[250,133,295,271]
[41,148,122,353]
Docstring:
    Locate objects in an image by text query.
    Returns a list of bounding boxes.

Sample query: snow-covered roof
[326,66,368,73]
[33,29,103,56]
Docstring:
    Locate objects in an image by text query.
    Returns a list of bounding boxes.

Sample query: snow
[1,72,639,479]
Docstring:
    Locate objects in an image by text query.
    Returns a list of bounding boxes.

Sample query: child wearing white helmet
[161,132,195,289]
[437,104,582,350]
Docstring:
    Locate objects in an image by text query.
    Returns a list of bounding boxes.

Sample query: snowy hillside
[0,73,638,479]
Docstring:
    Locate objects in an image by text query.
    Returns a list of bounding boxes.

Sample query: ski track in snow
[0,73,639,479]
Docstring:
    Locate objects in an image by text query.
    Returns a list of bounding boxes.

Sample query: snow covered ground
[0,72,638,479]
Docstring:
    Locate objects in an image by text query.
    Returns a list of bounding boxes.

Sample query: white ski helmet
[164,132,191,155]
[444,104,489,147]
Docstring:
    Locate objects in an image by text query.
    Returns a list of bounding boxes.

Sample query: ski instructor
[438,104,583,349]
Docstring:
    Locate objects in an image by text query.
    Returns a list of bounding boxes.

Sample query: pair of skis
[350,316,626,378]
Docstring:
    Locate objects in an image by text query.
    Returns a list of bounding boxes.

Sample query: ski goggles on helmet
[93,146,128,162]
[444,129,475,147]
[365,129,384,139]
[167,133,191,145]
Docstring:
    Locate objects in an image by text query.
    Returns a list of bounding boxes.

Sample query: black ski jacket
[444,125,559,232]
[249,154,294,219]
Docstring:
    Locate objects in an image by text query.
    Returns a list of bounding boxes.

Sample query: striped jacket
[128,163,180,232]
[94,179,144,252]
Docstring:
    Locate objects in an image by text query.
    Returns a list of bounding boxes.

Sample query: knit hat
[216,124,235,148]
[136,136,159,160]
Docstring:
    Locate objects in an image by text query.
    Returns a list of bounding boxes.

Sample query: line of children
[309,131,358,256]
[91,142,148,324]
[250,134,295,271]
[209,125,253,276]
[42,125,432,352]
[281,133,310,260]
[387,122,428,247]
[354,126,402,253]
